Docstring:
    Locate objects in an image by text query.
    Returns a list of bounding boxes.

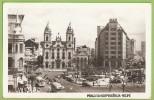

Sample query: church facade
[42,22,76,71]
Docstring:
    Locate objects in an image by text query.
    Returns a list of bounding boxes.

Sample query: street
[39,71,145,93]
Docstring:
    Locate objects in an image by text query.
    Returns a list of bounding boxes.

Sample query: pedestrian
[35,82,39,92]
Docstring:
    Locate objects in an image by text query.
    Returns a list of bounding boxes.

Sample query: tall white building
[8,13,25,72]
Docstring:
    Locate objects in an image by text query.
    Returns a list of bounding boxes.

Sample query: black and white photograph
[3,3,151,99]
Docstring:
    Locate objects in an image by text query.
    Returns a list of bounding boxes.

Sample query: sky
[6,3,150,51]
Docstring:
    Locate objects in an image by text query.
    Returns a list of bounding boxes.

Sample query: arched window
[46,36,48,41]
[62,52,65,59]
[15,44,18,53]
[45,62,49,68]
[84,58,87,62]
[68,52,71,59]
[46,52,49,59]
[8,57,14,69]
[20,44,23,53]
[8,43,12,53]
[19,58,23,68]
[52,61,54,68]
[68,62,71,67]
[52,53,54,59]
[62,62,65,69]
[69,36,71,41]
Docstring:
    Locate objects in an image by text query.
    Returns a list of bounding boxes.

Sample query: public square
[6,3,147,94]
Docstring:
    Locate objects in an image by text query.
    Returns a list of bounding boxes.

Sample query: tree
[37,55,43,68]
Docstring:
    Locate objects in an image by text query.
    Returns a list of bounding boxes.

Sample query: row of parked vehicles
[60,70,135,87]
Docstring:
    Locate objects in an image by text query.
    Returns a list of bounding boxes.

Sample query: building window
[110,46,116,49]
[118,37,121,40]
[57,52,60,59]
[62,62,65,69]
[46,36,48,41]
[52,62,54,68]
[68,52,71,59]
[111,32,116,35]
[15,44,18,53]
[118,56,121,58]
[62,52,65,59]
[105,42,108,45]
[118,51,121,54]
[68,62,71,67]
[20,44,23,53]
[52,53,54,59]
[111,37,116,40]
[8,43,12,53]
[46,52,49,59]
[118,46,121,50]
[118,42,121,45]
[19,58,23,68]
[105,37,108,40]
[45,62,48,68]
[110,28,116,31]
[111,56,116,59]
[69,36,71,41]
[111,51,116,54]
[110,42,116,45]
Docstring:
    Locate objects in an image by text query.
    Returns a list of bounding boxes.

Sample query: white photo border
[3,3,151,99]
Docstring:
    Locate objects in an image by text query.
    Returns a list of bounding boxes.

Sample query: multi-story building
[126,39,136,58]
[141,41,145,57]
[95,19,135,69]
[8,13,25,71]
[24,38,42,65]
[8,13,25,89]
[75,45,91,68]
[42,22,76,71]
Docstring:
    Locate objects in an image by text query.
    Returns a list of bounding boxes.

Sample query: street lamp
[13,74,17,92]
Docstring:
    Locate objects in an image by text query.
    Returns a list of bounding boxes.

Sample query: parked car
[51,82,65,92]
[36,76,45,87]
[76,78,86,85]
[97,79,110,87]
[65,75,73,82]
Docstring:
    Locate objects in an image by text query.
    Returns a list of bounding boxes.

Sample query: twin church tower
[43,22,76,71]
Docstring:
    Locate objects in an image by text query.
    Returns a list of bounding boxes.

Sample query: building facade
[24,38,42,66]
[74,45,91,69]
[42,22,76,71]
[8,13,25,71]
[95,19,135,69]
